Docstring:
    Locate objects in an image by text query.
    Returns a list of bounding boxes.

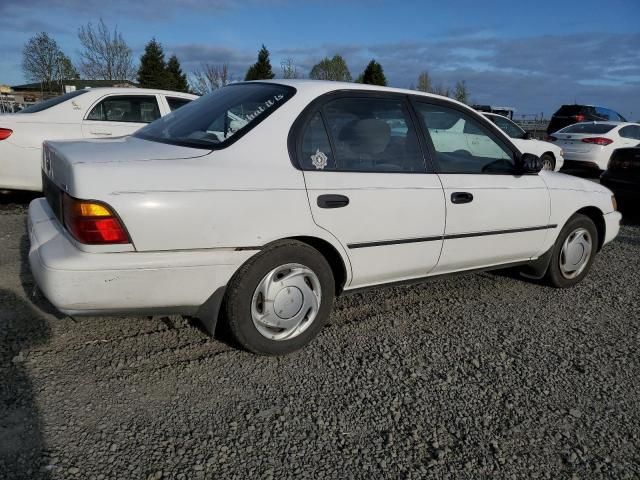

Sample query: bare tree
[78,18,135,80]
[280,57,300,79]
[190,63,232,95]
[431,83,451,97]
[22,32,66,91]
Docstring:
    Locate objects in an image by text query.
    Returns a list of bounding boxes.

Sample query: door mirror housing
[518,153,543,174]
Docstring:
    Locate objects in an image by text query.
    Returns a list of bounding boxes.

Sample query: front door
[294,94,446,289]
[412,100,552,274]
[81,94,161,138]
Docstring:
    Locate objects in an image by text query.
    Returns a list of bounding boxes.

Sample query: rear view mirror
[519,153,543,174]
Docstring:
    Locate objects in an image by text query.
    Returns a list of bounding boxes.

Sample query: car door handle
[90,131,112,136]
[451,192,474,204]
[317,194,349,209]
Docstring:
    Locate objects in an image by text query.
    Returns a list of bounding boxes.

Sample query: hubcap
[251,263,321,341]
[542,156,554,171]
[559,228,592,279]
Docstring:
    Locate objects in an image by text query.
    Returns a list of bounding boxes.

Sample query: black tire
[222,240,335,355]
[543,214,598,288]
[541,153,555,171]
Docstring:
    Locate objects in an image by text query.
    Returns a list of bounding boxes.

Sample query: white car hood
[45,135,209,165]
[540,170,611,195]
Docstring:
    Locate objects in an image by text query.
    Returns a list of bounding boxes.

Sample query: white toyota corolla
[28,80,621,354]
[0,87,196,192]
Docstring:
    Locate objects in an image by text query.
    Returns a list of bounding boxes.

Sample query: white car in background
[483,112,564,171]
[549,121,640,173]
[28,80,620,355]
[0,88,197,192]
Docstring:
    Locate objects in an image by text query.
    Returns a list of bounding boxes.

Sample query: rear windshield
[555,105,587,116]
[560,123,616,134]
[135,83,295,149]
[18,89,88,113]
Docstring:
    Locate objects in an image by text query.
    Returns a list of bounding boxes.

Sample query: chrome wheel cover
[251,263,322,341]
[542,156,554,171]
[559,228,592,279]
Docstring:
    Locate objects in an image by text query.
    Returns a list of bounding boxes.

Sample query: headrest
[339,119,391,155]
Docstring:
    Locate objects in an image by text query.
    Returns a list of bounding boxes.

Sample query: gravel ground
[1,194,640,479]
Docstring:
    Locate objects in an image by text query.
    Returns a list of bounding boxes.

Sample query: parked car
[547,104,626,134]
[0,88,197,192]
[548,121,640,173]
[482,112,564,171]
[601,147,640,207]
[28,80,621,355]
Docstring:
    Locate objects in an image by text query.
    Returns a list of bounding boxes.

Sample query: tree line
[21,19,469,103]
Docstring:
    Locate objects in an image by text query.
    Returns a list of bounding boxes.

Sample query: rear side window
[306,97,424,173]
[560,123,616,134]
[300,112,336,170]
[167,97,192,111]
[87,95,160,123]
[18,90,88,113]
[136,83,295,149]
[619,125,640,140]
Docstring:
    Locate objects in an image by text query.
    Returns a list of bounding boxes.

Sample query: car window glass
[489,115,526,139]
[321,97,425,173]
[416,103,514,174]
[620,126,633,139]
[167,97,192,111]
[18,90,89,114]
[87,96,161,123]
[560,123,616,134]
[300,112,336,170]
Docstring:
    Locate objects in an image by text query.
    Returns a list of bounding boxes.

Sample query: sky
[1,0,639,118]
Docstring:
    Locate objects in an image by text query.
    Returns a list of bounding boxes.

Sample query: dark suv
[547,105,626,134]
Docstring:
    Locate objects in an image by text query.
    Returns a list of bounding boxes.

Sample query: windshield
[487,114,527,139]
[18,89,88,113]
[135,83,295,149]
[560,123,616,134]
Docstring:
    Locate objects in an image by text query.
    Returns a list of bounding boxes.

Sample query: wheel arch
[287,235,349,295]
[575,206,605,251]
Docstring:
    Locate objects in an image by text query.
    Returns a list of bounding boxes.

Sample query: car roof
[76,87,197,98]
[255,79,467,106]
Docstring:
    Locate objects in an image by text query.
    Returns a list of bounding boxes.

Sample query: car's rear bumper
[603,210,622,246]
[28,198,257,316]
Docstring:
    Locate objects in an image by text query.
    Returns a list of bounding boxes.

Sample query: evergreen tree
[360,59,387,86]
[245,45,275,81]
[416,71,431,93]
[166,54,189,92]
[137,38,168,89]
[309,55,352,82]
[454,80,469,104]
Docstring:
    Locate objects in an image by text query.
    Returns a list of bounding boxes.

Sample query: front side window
[488,115,527,139]
[415,103,514,174]
[87,95,160,123]
[314,97,424,173]
[136,83,295,149]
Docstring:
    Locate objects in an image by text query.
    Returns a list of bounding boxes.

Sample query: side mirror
[519,153,543,174]
[522,132,532,140]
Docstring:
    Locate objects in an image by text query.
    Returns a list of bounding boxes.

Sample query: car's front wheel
[541,153,555,171]
[222,240,335,355]
[544,214,598,288]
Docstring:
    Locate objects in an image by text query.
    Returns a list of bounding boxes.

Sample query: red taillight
[546,135,558,142]
[0,128,12,140]
[581,137,613,146]
[572,114,585,122]
[62,194,130,244]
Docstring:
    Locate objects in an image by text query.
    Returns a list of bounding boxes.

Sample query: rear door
[412,98,551,273]
[81,94,161,138]
[294,92,446,288]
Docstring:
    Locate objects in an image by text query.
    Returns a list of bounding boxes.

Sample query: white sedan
[0,88,197,192]
[28,80,621,355]
[483,112,564,171]
[549,121,640,172]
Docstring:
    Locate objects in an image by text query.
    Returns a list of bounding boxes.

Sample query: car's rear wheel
[541,153,555,171]
[543,214,598,288]
[222,240,335,355]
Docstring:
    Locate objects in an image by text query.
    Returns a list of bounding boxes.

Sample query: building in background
[10,79,137,107]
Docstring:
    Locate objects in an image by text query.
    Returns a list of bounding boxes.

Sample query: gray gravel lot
[1,196,640,479]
